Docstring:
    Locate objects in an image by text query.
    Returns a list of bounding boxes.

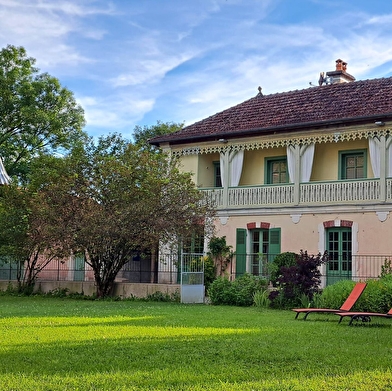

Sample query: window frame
[264,156,288,184]
[213,161,222,188]
[338,149,367,180]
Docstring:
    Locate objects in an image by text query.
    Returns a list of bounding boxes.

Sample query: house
[150,59,392,286]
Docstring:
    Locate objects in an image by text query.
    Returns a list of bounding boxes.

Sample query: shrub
[148,290,180,303]
[269,250,328,308]
[207,274,267,306]
[320,277,392,313]
[231,274,268,306]
[269,252,297,286]
[203,255,216,291]
[380,258,392,278]
[207,276,232,305]
[320,279,356,309]
[207,236,233,277]
[355,277,392,313]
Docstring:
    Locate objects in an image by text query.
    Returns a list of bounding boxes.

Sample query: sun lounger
[292,282,367,320]
[336,308,392,325]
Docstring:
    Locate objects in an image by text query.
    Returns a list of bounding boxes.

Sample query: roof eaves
[150,113,392,146]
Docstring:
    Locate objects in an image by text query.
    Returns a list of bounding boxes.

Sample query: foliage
[268,251,297,286]
[208,273,267,306]
[133,120,183,153]
[320,277,392,313]
[145,290,180,302]
[380,258,392,278]
[319,279,356,309]
[354,276,392,313]
[269,250,329,308]
[206,276,232,305]
[0,44,86,182]
[17,134,214,298]
[231,273,268,306]
[0,181,68,292]
[253,289,270,309]
[207,236,233,277]
[203,255,216,290]
[189,255,216,291]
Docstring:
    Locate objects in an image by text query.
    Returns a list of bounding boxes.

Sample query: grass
[0,296,392,390]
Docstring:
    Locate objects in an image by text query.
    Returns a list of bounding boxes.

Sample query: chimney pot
[335,59,343,71]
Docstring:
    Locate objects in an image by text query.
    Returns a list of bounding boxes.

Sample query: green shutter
[268,228,281,262]
[236,228,247,276]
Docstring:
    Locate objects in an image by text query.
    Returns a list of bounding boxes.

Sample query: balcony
[201,178,391,209]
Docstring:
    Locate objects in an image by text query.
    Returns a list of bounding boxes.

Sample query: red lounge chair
[292,282,367,320]
[336,308,392,325]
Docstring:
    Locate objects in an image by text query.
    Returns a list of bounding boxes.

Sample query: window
[182,232,204,254]
[213,161,222,187]
[265,157,288,184]
[339,150,366,180]
[235,228,280,277]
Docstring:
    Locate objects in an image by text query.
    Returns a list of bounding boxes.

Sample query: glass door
[326,228,352,285]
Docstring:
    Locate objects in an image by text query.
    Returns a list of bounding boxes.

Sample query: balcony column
[221,150,230,208]
[293,145,301,205]
[380,135,392,202]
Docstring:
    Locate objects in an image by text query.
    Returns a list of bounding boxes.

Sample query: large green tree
[0,44,86,180]
[133,120,183,152]
[25,134,214,298]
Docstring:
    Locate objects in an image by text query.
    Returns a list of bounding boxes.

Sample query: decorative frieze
[172,128,391,157]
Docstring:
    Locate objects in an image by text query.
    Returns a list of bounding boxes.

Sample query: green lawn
[0,296,392,390]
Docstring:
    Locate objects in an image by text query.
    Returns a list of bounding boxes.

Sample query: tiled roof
[151,76,392,144]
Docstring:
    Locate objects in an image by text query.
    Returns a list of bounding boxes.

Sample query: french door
[326,228,352,285]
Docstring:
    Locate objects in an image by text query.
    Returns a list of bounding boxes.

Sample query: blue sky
[1,0,392,140]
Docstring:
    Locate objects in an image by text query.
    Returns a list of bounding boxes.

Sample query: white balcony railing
[202,178,392,209]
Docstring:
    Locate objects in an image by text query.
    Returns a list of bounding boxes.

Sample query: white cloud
[1,0,392,138]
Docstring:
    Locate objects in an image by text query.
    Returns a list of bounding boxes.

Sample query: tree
[133,121,183,152]
[33,134,214,298]
[0,45,86,181]
[0,168,69,293]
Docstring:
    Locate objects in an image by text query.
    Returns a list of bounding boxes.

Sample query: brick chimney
[326,59,355,83]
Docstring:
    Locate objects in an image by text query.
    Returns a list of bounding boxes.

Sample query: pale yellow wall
[312,139,372,181]
[197,153,220,188]
[179,155,199,184]
[241,148,286,185]
[178,138,373,186]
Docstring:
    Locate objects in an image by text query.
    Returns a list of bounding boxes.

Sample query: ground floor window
[236,227,280,277]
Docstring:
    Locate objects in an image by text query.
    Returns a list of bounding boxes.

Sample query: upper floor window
[213,161,222,187]
[339,150,366,180]
[265,157,288,184]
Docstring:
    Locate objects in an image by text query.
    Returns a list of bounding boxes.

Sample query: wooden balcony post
[379,135,387,202]
[293,145,301,205]
[222,150,229,208]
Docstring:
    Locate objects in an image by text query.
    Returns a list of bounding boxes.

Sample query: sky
[1,0,392,140]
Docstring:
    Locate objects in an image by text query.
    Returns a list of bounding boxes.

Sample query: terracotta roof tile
[151,77,392,144]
